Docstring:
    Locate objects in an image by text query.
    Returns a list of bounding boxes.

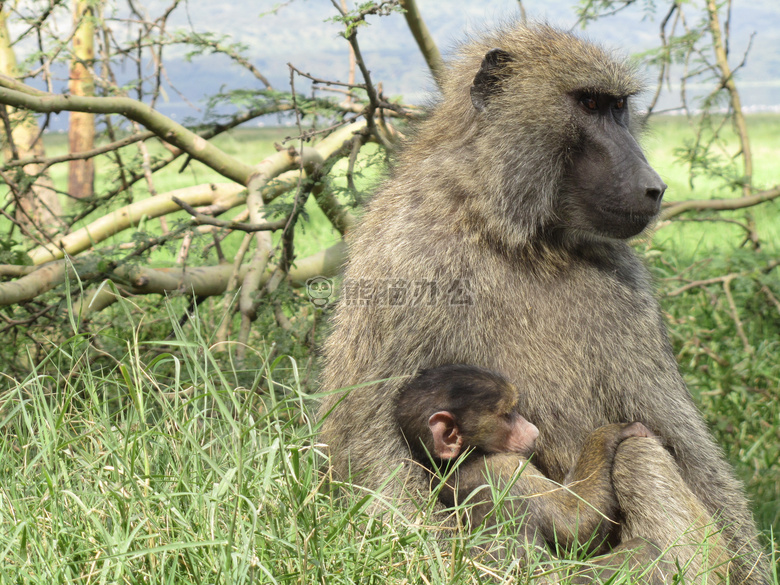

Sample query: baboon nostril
[645,184,666,202]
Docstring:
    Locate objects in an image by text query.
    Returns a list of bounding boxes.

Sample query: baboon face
[559,92,667,239]
[469,41,667,241]
[475,410,539,457]
[395,365,540,462]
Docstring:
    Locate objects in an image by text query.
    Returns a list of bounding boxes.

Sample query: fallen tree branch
[0,265,35,277]
[236,146,326,356]
[0,261,75,306]
[0,240,347,308]
[75,241,348,316]
[27,183,245,264]
[25,120,367,265]
[0,120,366,308]
[1,100,299,171]
[237,154,289,339]
[313,186,356,235]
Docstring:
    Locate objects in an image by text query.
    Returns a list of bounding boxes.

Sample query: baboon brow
[572,88,637,102]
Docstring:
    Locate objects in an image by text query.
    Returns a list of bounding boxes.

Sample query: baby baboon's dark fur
[318,22,767,583]
[395,364,537,464]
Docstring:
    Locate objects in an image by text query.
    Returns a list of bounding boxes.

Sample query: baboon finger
[618,421,656,441]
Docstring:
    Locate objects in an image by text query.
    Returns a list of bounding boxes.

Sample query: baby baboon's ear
[428,411,463,459]
[470,48,513,112]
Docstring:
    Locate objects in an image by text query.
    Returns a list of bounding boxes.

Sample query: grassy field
[0,115,778,583]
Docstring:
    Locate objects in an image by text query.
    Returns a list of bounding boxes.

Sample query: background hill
[36,0,780,129]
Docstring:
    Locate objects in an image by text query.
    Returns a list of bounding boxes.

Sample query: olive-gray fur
[318,22,767,583]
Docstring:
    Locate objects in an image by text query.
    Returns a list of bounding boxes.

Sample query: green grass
[0,115,778,582]
[0,313,434,583]
[2,305,769,584]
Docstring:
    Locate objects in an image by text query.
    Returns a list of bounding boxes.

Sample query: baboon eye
[614,97,626,110]
[580,94,598,111]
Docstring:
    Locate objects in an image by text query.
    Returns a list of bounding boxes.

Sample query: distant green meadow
[36,113,780,263]
[645,114,780,256]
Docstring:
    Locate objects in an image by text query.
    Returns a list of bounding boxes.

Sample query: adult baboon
[318,22,767,583]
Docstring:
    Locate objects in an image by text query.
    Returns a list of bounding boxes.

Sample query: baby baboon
[395,365,727,584]
[395,364,539,464]
[394,364,653,552]
[319,22,767,583]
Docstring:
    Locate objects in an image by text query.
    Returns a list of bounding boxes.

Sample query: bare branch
[660,185,780,220]
[214,231,252,347]
[665,260,779,297]
[0,104,19,159]
[705,0,752,195]
[645,2,678,116]
[722,275,751,353]
[287,64,366,90]
[0,79,255,185]
[177,34,273,88]
[517,1,527,22]
[760,285,780,316]
[398,0,443,82]
[2,130,154,170]
[172,196,288,232]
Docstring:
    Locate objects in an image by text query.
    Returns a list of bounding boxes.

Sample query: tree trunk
[706,0,752,197]
[68,0,96,200]
[0,9,63,239]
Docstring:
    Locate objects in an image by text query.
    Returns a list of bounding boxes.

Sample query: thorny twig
[664,261,780,354]
[172,197,289,232]
[721,275,750,353]
[665,260,779,298]
[329,0,400,148]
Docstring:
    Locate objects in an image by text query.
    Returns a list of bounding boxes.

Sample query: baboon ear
[470,48,513,112]
[428,411,463,459]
